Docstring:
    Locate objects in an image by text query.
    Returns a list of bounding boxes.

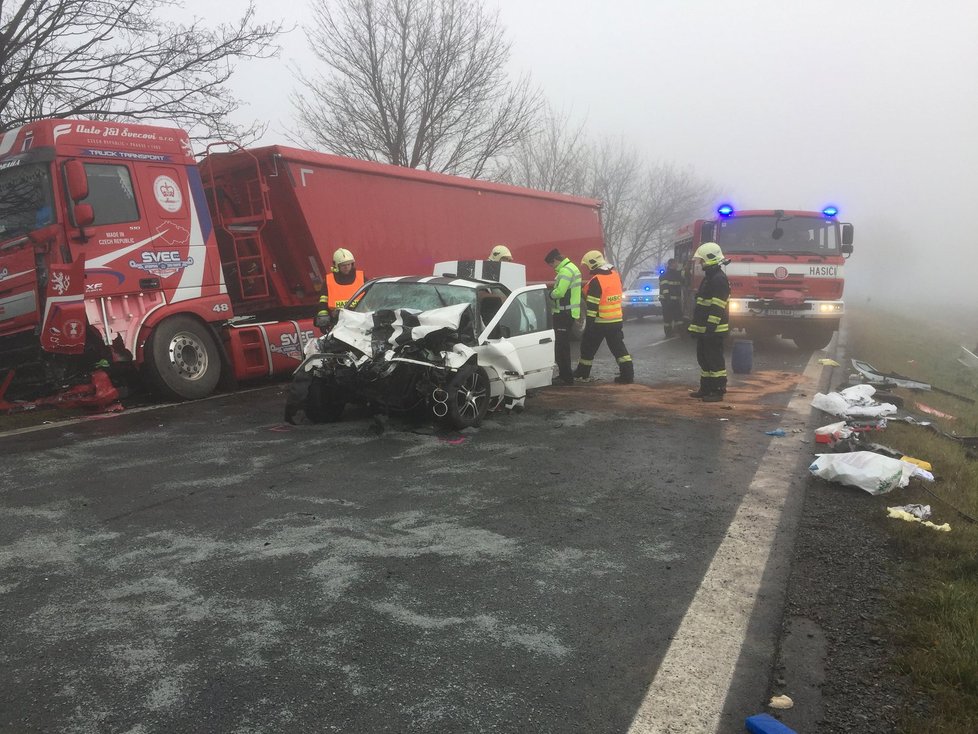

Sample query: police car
[622,272,662,321]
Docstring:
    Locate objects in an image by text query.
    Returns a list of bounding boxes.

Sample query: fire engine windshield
[716,215,839,255]
[0,162,54,239]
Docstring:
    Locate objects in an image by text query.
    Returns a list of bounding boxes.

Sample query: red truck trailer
[673,205,854,350]
[0,119,604,409]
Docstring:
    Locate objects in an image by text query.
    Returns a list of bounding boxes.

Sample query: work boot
[572,364,590,379]
[555,376,575,386]
[689,379,709,398]
[614,361,634,384]
[701,392,724,402]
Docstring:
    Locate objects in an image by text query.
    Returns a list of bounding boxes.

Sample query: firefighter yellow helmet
[581,250,606,270]
[489,244,512,262]
[333,248,355,267]
[693,242,724,267]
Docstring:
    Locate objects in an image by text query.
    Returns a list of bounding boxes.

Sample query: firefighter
[315,248,365,334]
[659,258,684,337]
[488,244,513,262]
[687,242,730,402]
[544,248,582,386]
[573,250,634,384]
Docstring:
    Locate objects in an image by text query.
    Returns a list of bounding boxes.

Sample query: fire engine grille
[755,276,805,297]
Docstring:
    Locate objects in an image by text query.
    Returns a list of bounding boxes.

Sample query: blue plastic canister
[731,339,754,374]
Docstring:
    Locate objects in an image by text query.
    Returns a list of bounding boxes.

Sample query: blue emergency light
[717,203,735,217]
[643,284,652,291]
[657,267,665,276]
[822,205,839,217]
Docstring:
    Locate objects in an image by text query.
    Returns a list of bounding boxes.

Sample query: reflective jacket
[325,269,365,310]
[549,257,582,319]
[688,265,729,335]
[585,269,624,323]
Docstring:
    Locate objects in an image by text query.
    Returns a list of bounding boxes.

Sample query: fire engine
[673,204,854,350]
[0,119,604,410]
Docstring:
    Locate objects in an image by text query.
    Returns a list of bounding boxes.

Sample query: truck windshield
[0,163,54,239]
[716,215,839,255]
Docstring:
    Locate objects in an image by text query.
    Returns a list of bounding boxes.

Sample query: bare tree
[499,105,591,194]
[293,0,541,178]
[0,0,283,140]
[584,138,716,283]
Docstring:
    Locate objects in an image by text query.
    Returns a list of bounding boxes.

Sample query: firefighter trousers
[575,321,633,380]
[661,300,683,337]
[696,333,727,394]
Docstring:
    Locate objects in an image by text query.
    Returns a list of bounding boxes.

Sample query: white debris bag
[809,452,917,495]
[811,384,898,419]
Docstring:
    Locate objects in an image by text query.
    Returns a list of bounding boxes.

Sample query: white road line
[627,350,822,734]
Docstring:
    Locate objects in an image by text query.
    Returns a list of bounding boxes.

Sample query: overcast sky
[208,0,978,307]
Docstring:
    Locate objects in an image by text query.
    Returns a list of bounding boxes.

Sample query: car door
[478,284,554,389]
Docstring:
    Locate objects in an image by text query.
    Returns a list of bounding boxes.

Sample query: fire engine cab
[673,205,854,350]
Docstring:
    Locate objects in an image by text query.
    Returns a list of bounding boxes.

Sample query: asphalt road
[0,320,827,734]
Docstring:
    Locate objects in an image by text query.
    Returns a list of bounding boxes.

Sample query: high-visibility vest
[325,270,365,310]
[588,271,624,323]
[550,258,582,319]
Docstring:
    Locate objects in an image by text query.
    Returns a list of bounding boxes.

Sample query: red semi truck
[673,205,854,350]
[0,119,604,408]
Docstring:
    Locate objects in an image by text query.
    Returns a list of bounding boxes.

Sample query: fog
[207,0,978,311]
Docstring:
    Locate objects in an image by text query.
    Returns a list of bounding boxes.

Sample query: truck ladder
[201,143,274,301]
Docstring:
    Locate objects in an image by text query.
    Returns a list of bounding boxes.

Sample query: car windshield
[0,162,54,239]
[351,281,478,313]
[716,215,840,254]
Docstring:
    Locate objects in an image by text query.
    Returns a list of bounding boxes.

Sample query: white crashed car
[285,271,554,429]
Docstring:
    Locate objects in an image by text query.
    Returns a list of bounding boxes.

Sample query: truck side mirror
[73,203,94,227]
[65,160,89,202]
[841,223,854,246]
[841,243,854,257]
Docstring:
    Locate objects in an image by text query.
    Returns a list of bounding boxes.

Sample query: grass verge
[845,304,978,733]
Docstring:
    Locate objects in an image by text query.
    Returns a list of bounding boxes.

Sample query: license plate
[760,309,803,317]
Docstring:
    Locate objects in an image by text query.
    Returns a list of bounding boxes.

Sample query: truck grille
[755,276,805,297]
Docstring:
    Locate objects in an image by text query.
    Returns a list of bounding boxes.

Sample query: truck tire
[145,315,222,400]
[306,379,345,423]
[444,365,490,430]
[792,326,835,351]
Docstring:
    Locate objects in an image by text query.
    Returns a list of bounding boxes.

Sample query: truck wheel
[793,327,835,351]
[306,379,345,423]
[145,316,221,400]
[444,365,489,430]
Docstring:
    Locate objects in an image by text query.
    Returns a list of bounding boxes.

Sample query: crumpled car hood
[301,302,475,370]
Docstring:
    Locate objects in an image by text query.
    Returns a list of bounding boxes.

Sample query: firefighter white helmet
[489,244,512,262]
[581,250,607,270]
[333,248,355,267]
[693,242,724,267]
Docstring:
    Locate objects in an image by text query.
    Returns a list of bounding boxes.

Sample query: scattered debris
[886,506,950,532]
[915,403,956,420]
[811,384,898,419]
[765,428,786,437]
[890,503,932,520]
[809,452,918,495]
[818,358,841,367]
[767,694,794,710]
[815,420,853,444]
[851,359,975,404]
[746,713,798,734]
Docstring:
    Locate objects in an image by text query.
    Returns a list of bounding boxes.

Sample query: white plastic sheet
[811,384,898,419]
[809,452,917,495]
